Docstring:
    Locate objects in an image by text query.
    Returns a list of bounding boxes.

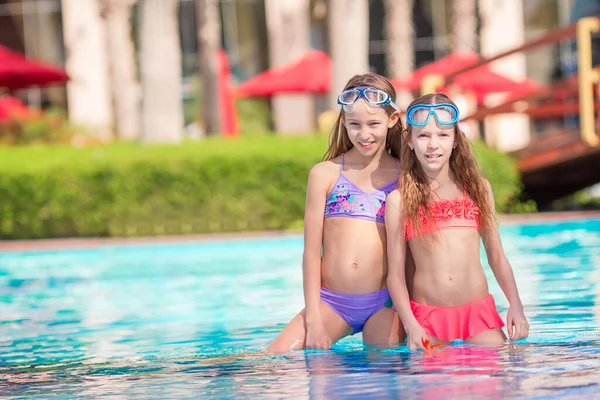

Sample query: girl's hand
[305,320,332,350]
[506,305,529,340]
[406,325,429,350]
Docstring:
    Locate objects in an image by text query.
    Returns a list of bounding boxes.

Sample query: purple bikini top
[324,153,399,223]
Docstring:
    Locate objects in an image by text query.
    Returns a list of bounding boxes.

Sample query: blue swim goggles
[406,103,459,126]
[337,86,400,112]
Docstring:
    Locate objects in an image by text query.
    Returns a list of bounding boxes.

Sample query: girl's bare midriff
[321,218,387,294]
[410,229,489,306]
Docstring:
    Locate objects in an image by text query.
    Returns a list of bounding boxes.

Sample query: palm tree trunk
[197,0,221,135]
[265,0,313,133]
[138,0,184,143]
[61,0,113,141]
[478,0,530,151]
[384,0,414,78]
[451,0,477,52]
[100,0,141,141]
[328,0,369,109]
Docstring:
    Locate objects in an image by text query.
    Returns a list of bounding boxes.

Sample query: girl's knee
[466,328,506,346]
[267,334,305,354]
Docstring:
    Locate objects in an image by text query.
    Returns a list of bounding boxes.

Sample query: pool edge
[1,210,599,252]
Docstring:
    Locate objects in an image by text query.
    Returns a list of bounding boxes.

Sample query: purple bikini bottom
[320,286,392,334]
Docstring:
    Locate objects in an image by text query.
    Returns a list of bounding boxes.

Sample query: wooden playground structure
[421,16,600,209]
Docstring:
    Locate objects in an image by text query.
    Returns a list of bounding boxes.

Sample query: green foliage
[182,75,272,134]
[236,98,272,134]
[551,189,600,211]
[471,141,537,213]
[0,136,529,239]
[0,109,88,146]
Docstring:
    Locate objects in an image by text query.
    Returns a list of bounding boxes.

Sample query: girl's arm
[302,164,330,327]
[385,190,428,349]
[481,180,530,340]
[405,245,416,299]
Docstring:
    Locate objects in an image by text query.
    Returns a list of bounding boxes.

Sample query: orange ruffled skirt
[410,294,505,342]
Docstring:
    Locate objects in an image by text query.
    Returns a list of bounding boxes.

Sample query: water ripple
[0,218,599,398]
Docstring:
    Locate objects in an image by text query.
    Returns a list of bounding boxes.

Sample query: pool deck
[1,210,599,252]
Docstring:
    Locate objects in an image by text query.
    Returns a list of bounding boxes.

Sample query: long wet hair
[322,73,402,161]
[400,93,496,240]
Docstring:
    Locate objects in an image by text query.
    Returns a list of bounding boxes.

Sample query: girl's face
[343,99,400,157]
[408,115,457,174]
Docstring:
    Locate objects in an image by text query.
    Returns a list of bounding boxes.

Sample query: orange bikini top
[405,190,480,241]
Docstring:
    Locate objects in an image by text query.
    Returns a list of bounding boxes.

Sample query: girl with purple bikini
[267,73,409,353]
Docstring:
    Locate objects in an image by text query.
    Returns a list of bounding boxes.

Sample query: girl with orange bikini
[386,92,529,350]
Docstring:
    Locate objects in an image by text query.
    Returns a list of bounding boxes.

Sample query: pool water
[1,218,599,398]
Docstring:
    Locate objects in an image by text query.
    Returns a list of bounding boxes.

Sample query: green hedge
[470,141,536,214]
[0,136,529,240]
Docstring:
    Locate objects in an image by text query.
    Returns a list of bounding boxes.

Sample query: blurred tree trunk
[138,0,184,143]
[384,0,414,79]
[265,0,313,134]
[100,0,141,141]
[197,0,221,135]
[451,0,477,52]
[478,0,530,152]
[328,0,369,109]
[61,0,113,140]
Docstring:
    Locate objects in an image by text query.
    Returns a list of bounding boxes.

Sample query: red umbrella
[217,48,239,137]
[0,45,69,90]
[0,96,32,122]
[392,52,539,104]
[451,67,539,103]
[236,49,331,97]
[391,52,480,91]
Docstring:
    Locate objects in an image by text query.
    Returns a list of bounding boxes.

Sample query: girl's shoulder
[310,158,340,175]
[385,188,402,206]
[308,159,341,186]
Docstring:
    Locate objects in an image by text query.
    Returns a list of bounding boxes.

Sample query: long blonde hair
[400,93,496,240]
[322,73,402,161]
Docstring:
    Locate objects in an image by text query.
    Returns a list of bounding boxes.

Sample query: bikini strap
[463,184,468,197]
[340,153,345,173]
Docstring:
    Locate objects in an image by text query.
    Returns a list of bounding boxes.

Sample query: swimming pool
[1,217,599,398]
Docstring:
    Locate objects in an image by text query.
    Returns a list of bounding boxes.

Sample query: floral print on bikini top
[324,153,400,223]
[405,190,480,241]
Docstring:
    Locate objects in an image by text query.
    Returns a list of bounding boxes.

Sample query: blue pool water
[1,218,599,398]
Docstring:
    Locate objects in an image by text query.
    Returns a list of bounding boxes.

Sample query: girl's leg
[266,301,352,354]
[362,248,415,349]
[362,307,405,349]
[466,328,507,346]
